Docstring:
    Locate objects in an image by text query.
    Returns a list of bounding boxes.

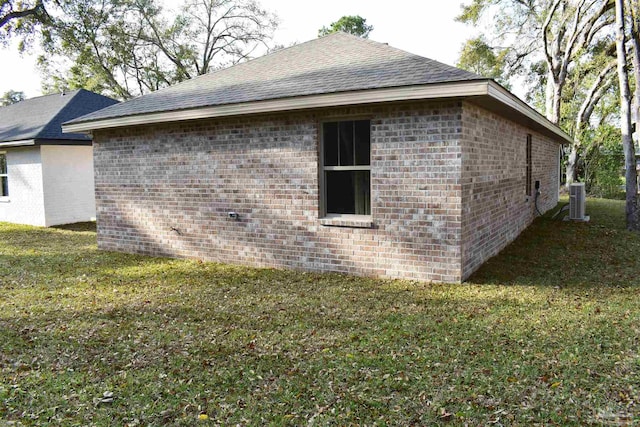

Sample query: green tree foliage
[457,0,614,125]
[457,0,625,195]
[0,0,50,44]
[38,0,143,100]
[582,124,624,199]
[318,15,373,38]
[457,36,509,86]
[24,0,277,100]
[0,89,25,106]
[457,0,543,82]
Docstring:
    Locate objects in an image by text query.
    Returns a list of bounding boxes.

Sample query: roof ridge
[96,34,360,111]
[349,33,483,79]
[100,33,481,113]
[131,33,356,94]
[65,34,487,127]
[241,31,349,66]
[0,89,118,143]
[0,89,83,110]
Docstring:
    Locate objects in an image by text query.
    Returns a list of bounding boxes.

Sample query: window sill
[0,197,9,203]
[319,214,373,228]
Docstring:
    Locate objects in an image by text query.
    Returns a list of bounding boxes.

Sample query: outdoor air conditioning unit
[568,183,589,221]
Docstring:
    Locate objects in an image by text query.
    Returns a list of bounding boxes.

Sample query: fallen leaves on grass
[0,199,639,424]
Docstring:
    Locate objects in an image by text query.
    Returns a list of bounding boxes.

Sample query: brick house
[0,90,118,226]
[64,33,570,282]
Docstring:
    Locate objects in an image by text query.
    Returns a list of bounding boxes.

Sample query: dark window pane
[323,122,338,166]
[339,121,354,166]
[326,171,352,214]
[326,170,370,215]
[1,177,7,197]
[526,135,532,196]
[354,120,370,165]
[0,155,5,174]
[353,170,370,215]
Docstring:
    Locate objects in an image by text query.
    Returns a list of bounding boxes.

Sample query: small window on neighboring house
[0,153,7,197]
[321,120,371,215]
[526,134,532,196]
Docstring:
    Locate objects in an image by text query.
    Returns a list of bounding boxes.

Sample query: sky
[0,0,475,98]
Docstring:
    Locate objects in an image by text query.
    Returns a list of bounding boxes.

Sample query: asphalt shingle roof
[69,32,485,125]
[0,89,119,143]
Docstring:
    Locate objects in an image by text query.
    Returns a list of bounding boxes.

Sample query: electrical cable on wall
[534,180,543,216]
[534,190,543,216]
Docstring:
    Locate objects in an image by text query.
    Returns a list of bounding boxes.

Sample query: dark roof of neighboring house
[68,32,485,125]
[0,89,119,144]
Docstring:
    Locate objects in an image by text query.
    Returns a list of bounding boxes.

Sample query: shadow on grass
[52,221,97,233]
[467,198,639,287]
[1,201,639,425]
[1,198,636,290]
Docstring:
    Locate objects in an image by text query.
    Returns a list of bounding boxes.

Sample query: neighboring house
[0,90,118,226]
[64,33,571,283]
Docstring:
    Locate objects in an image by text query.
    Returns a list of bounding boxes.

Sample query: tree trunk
[551,86,562,125]
[545,70,555,122]
[545,73,562,124]
[629,0,640,151]
[615,0,640,230]
[540,0,615,189]
[567,61,618,189]
[566,145,578,185]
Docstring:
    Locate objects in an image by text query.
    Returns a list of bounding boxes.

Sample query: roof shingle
[0,89,119,143]
[68,33,484,125]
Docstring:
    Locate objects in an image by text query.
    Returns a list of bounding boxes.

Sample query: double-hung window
[321,119,371,216]
[0,153,7,197]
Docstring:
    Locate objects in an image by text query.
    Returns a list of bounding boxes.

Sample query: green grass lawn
[1,199,639,425]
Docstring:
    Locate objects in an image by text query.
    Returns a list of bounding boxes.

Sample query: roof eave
[486,81,573,144]
[62,80,573,145]
[0,139,36,148]
[0,138,92,148]
[62,81,491,133]
[36,138,93,146]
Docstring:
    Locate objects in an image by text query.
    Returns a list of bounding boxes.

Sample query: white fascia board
[62,79,572,145]
[487,81,573,144]
[0,139,36,148]
[61,81,491,133]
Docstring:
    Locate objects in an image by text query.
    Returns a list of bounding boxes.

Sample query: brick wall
[93,101,465,282]
[460,102,560,279]
[93,100,561,283]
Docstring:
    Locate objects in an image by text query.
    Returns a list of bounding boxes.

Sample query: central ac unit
[568,183,589,221]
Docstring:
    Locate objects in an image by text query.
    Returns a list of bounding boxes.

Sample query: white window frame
[319,117,372,220]
[0,151,8,200]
